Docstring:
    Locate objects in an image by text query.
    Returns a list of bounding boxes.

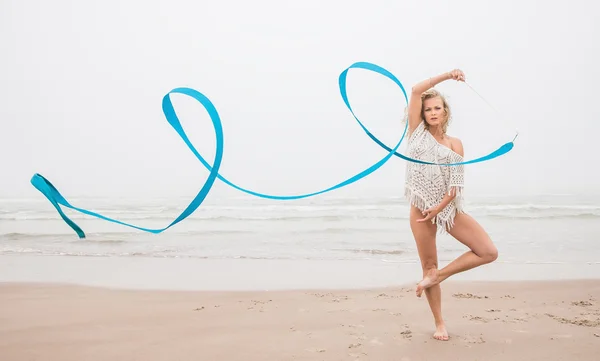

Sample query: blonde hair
[420,89,451,135]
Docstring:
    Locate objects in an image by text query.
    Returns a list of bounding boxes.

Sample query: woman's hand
[447,69,465,82]
[417,206,440,223]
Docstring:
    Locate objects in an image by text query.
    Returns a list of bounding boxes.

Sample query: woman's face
[422,96,446,127]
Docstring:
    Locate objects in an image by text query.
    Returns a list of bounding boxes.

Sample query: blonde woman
[404,69,499,341]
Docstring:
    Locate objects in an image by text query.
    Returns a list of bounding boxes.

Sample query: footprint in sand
[308,292,349,302]
[247,299,272,312]
[460,334,486,344]
[251,299,272,305]
[348,351,368,358]
[453,293,489,299]
[377,292,402,299]
[508,317,527,323]
[571,300,593,307]
[463,314,491,323]
[545,313,600,327]
[581,311,600,316]
[400,330,413,339]
[348,342,368,358]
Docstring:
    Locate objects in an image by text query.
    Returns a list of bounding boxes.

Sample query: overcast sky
[1,0,598,202]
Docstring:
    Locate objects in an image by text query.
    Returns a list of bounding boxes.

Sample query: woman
[404,69,499,341]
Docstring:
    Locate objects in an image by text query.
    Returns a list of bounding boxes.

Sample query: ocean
[1,194,599,290]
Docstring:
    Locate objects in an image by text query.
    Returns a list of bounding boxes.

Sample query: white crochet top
[404,120,465,233]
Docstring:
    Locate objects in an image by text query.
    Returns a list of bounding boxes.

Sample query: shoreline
[1,279,599,361]
[1,254,600,292]
[2,277,599,292]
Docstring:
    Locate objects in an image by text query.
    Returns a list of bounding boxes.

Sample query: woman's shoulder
[446,135,464,157]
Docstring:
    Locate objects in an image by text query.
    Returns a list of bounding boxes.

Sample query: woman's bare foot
[416,268,440,297]
[433,322,449,341]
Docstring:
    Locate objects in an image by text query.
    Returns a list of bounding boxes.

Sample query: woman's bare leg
[409,205,448,341]
[416,212,498,293]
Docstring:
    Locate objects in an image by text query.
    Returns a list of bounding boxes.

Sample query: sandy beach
[3,0,600,358]
[1,279,599,361]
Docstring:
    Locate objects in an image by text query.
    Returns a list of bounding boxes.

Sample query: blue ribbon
[31,61,516,238]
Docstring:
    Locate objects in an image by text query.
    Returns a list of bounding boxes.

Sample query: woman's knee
[481,243,498,263]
